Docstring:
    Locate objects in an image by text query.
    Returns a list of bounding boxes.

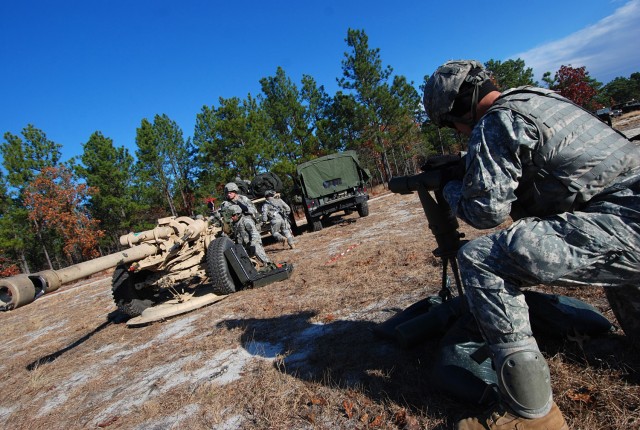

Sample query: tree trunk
[19,251,30,274]
[380,151,392,183]
[164,184,177,217]
[33,219,53,270]
[375,165,386,189]
[391,147,400,177]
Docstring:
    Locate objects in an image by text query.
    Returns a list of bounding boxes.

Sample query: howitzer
[0,215,293,325]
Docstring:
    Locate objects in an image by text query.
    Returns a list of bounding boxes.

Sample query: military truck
[294,151,371,232]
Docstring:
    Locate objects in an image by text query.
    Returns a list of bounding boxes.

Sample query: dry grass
[1,188,640,429]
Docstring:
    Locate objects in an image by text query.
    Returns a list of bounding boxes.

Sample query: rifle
[388,154,466,301]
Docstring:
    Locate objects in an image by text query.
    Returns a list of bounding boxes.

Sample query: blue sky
[1,0,639,164]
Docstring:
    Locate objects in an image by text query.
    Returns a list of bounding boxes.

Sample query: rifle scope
[388,171,442,194]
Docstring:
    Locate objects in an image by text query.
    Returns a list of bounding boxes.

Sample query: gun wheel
[206,236,243,295]
[111,265,155,317]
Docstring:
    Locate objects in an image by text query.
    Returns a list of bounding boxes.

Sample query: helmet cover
[226,204,243,216]
[224,182,240,193]
[423,60,488,127]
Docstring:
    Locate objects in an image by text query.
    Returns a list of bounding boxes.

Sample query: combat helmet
[423,60,494,128]
[226,204,243,217]
[224,182,240,194]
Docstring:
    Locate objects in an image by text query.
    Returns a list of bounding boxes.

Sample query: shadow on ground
[25,310,129,371]
[219,310,464,428]
[219,306,640,428]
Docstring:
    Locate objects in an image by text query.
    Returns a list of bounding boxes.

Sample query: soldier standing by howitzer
[262,189,295,249]
[422,59,640,430]
[220,182,259,223]
[226,204,271,266]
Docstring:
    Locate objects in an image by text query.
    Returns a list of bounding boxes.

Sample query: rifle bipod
[388,169,467,301]
[433,248,465,301]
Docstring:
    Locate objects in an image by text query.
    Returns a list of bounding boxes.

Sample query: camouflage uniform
[443,87,640,347]
[231,212,271,265]
[221,195,259,221]
[262,196,295,248]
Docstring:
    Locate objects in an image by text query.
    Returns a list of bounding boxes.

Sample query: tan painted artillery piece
[0,215,292,325]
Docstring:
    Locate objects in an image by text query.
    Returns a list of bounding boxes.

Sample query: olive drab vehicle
[0,215,293,326]
[294,150,371,232]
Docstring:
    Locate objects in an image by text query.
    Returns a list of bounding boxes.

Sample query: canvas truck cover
[296,151,371,199]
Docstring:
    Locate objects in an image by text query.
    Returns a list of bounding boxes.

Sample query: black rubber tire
[206,236,243,295]
[357,201,369,217]
[311,218,323,232]
[605,286,640,342]
[111,265,155,317]
[288,212,300,236]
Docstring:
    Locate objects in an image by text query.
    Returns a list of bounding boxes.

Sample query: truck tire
[357,201,369,217]
[605,286,640,341]
[111,265,155,317]
[310,218,323,232]
[206,236,243,295]
[288,212,301,236]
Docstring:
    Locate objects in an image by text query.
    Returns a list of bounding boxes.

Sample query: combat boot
[457,402,568,430]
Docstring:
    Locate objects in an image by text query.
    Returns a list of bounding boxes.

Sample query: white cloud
[513,0,640,83]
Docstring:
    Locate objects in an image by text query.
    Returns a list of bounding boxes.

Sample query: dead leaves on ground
[566,386,598,405]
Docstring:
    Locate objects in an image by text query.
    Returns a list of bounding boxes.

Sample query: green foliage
[601,73,640,105]
[1,124,62,193]
[260,67,310,165]
[484,58,536,90]
[195,95,274,200]
[75,131,140,251]
[0,171,8,214]
[337,28,423,181]
[300,75,340,156]
[0,205,33,273]
[133,114,193,223]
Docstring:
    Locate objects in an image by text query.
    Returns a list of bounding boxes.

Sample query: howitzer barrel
[119,216,207,247]
[120,226,175,247]
[0,242,158,311]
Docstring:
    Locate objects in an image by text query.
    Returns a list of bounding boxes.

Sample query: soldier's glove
[236,201,250,214]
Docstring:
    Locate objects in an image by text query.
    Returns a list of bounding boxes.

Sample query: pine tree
[337,29,422,181]
[76,131,138,251]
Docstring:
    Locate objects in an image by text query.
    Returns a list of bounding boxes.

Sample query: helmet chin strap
[465,73,485,124]
[441,74,487,127]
